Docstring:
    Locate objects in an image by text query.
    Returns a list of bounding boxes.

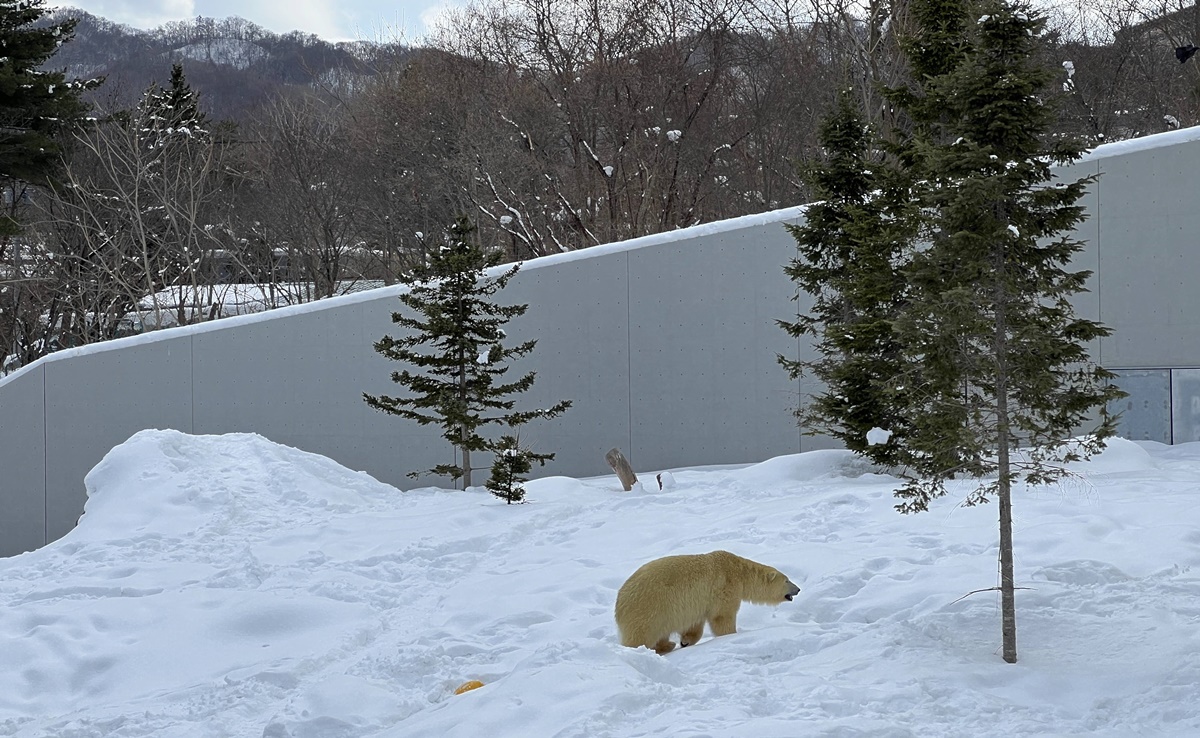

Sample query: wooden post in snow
[605,448,638,491]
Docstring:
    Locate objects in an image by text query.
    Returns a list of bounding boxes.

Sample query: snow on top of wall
[1078,124,1200,163]
[515,204,808,271]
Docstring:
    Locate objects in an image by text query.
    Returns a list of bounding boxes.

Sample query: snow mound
[78,429,396,541]
[1065,436,1159,474]
[733,448,883,485]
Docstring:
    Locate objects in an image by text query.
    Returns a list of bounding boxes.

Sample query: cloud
[205,0,353,40]
[57,0,195,28]
[418,0,459,36]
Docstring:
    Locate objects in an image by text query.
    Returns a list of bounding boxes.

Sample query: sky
[2,427,1198,735]
[52,0,460,43]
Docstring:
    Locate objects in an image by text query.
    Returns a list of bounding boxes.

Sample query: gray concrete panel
[43,337,194,542]
[1109,369,1171,444]
[1096,142,1200,367]
[191,297,443,491]
[1057,159,1104,358]
[627,221,801,472]
[499,252,632,480]
[0,366,47,556]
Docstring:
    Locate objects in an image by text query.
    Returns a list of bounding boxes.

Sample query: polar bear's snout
[784,581,800,601]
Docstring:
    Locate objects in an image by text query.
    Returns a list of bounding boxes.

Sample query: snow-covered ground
[2,429,1198,737]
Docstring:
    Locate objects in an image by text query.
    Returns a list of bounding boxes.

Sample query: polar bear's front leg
[709,613,737,637]
[680,622,705,647]
[653,638,677,654]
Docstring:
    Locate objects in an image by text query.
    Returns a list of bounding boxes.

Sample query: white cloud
[55,0,194,28]
[57,0,453,41]
[212,0,351,40]
[418,0,458,36]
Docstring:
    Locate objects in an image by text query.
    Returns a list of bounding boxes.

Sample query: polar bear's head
[748,567,802,605]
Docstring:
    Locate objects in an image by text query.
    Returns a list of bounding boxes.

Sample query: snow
[172,39,269,70]
[1076,124,1200,163]
[866,426,892,445]
[2,429,1199,736]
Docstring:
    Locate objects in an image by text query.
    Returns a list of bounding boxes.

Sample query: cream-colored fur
[614,550,800,654]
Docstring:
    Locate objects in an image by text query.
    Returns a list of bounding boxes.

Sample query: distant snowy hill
[173,38,270,70]
[38,9,411,120]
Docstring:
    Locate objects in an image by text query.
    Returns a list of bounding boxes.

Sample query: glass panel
[1109,370,1171,444]
[1171,369,1200,444]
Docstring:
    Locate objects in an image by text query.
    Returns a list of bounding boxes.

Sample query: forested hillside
[39,9,407,119]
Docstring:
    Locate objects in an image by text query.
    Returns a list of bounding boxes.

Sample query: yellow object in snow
[454,680,485,695]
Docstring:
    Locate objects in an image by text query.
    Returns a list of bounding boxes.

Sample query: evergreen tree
[364,217,571,488]
[130,64,213,293]
[893,0,1122,663]
[785,0,1123,664]
[485,433,553,504]
[887,0,973,133]
[0,0,92,234]
[780,90,918,467]
[162,63,205,129]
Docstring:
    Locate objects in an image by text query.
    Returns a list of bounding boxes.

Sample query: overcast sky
[52,0,458,42]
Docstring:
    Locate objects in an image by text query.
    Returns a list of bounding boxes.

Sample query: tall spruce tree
[780,90,918,467]
[0,0,91,235]
[785,0,1123,664]
[893,0,1122,663]
[364,217,571,488]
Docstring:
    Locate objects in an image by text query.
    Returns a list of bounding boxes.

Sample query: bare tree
[1044,0,1200,140]
[242,91,372,299]
[23,65,235,358]
[425,0,831,252]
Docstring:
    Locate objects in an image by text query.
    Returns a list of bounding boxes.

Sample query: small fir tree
[780,90,919,467]
[485,433,553,504]
[364,217,571,488]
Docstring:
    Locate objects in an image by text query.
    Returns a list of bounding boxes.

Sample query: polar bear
[614,550,800,654]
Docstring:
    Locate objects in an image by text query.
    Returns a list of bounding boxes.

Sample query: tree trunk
[995,276,1017,664]
[605,448,638,491]
[997,427,1017,663]
[458,405,471,489]
[458,332,471,488]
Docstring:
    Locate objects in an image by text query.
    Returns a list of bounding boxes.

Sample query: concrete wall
[6,128,1200,557]
[0,209,808,557]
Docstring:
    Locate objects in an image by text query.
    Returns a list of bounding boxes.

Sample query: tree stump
[605,448,638,491]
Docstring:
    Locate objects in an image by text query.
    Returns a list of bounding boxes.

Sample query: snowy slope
[1,430,1198,737]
